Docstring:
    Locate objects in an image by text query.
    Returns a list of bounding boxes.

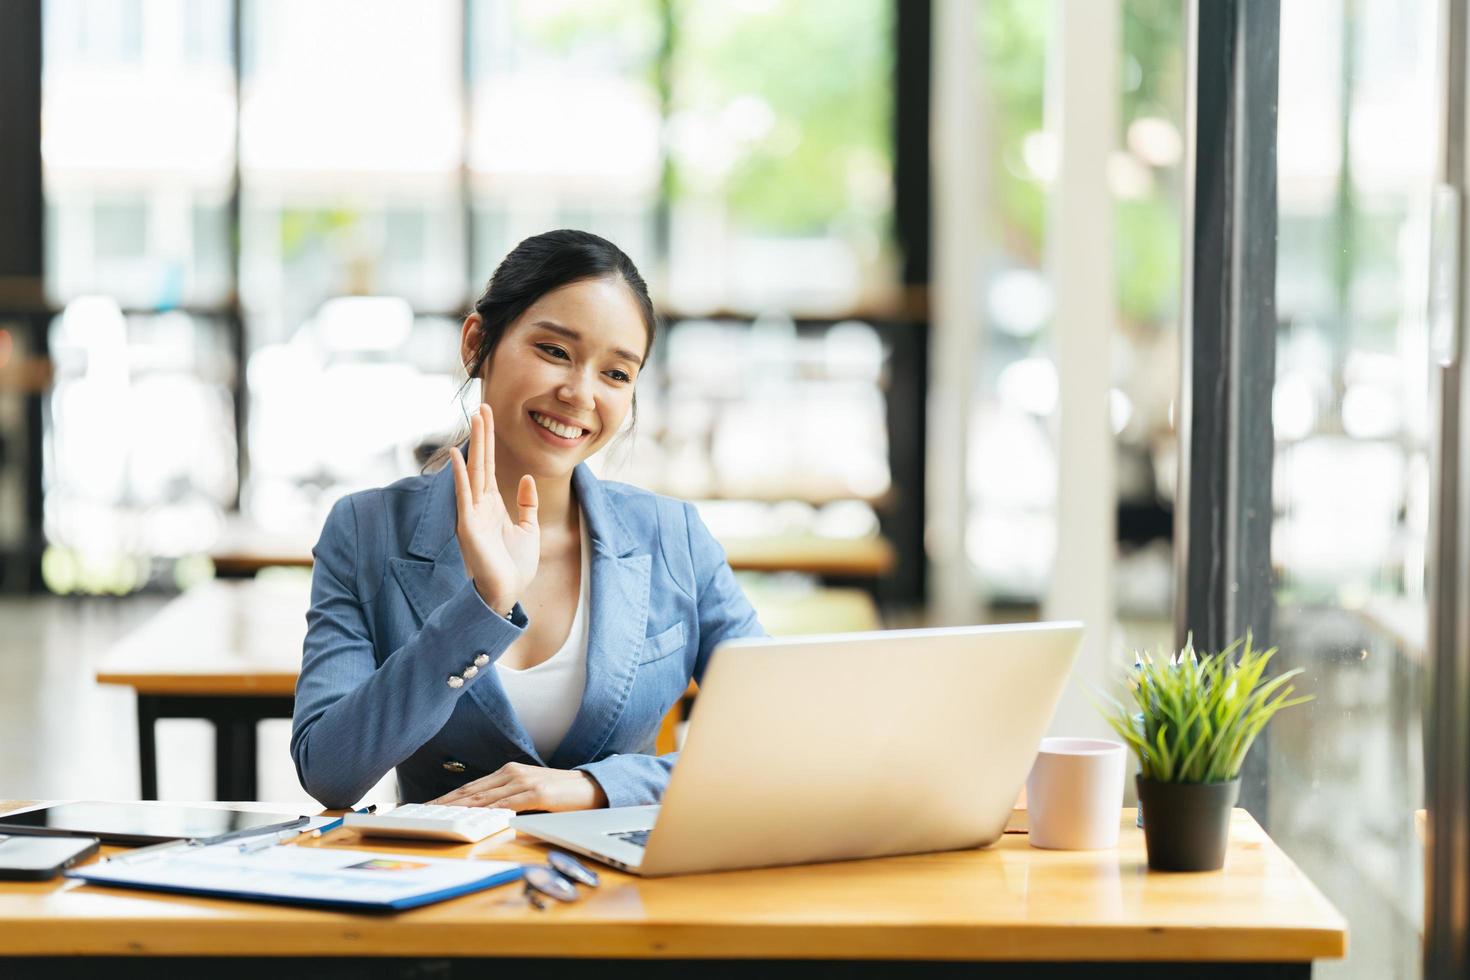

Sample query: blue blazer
[291,461,765,810]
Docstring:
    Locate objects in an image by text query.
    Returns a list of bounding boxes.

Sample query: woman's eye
[537,344,569,360]
[607,370,632,384]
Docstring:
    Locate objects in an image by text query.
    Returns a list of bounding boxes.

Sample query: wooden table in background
[0,803,1346,978]
[95,578,881,801]
[210,519,895,580]
[720,534,894,577]
[94,577,303,801]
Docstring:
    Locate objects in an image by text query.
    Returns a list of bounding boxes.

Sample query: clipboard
[69,841,523,912]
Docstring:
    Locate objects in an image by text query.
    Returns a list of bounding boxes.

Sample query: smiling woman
[289,230,766,813]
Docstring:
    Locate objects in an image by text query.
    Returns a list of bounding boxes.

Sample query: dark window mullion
[1176,0,1281,820]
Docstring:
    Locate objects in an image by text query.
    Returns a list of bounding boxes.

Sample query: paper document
[70,842,522,911]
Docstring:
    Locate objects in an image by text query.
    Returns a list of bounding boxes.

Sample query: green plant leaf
[1090,632,1313,784]
[1152,723,1175,782]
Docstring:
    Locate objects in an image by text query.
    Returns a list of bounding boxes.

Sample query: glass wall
[37,0,904,593]
[968,0,1183,625]
[43,301,237,593]
[467,0,663,278]
[1267,0,1439,976]
[239,1,466,322]
[43,0,235,308]
[237,0,469,529]
[40,0,239,591]
[667,0,894,314]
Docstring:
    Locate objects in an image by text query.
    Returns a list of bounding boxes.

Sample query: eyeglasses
[521,850,601,910]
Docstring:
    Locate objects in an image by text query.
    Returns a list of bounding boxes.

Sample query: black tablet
[0,802,307,846]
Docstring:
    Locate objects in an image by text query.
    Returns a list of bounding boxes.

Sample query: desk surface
[94,578,881,698]
[0,803,1345,962]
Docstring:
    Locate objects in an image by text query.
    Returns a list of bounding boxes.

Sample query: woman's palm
[451,404,539,609]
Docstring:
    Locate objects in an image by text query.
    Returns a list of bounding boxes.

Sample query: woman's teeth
[531,412,586,439]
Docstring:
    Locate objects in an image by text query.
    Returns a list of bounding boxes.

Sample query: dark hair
[433,229,657,470]
[465,228,656,385]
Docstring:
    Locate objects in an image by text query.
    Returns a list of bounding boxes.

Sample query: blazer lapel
[387,461,463,625]
[548,464,651,769]
[389,459,540,761]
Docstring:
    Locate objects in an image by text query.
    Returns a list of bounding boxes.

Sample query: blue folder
[69,841,524,912]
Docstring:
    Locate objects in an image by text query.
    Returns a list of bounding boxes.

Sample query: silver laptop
[511,621,1083,876]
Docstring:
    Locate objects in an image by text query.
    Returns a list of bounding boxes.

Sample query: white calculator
[343,804,514,843]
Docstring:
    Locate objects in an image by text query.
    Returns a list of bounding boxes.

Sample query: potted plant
[1098,633,1310,871]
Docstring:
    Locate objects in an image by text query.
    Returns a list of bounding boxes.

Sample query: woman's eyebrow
[532,320,643,367]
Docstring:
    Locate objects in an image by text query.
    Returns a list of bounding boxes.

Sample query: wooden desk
[0,802,1346,978]
[211,519,895,580]
[96,578,881,801]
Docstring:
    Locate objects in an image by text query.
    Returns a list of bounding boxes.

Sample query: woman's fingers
[429,782,479,806]
[484,790,537,813]
[432,767,595,812]
[430,765,520,806]
[516,474,538,531]
[449,448,472,521]
[431,782,496,806]
[478,404,496,496]
[467,411,484,503]
[469,781,532,810]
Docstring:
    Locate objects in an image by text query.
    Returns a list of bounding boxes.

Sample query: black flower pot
[1134,775,1240,871]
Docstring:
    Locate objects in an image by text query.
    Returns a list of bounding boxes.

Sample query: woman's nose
[558,376,594,407]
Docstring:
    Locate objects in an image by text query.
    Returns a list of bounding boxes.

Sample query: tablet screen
[0,802,306,845]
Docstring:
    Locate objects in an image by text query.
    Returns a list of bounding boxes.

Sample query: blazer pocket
[638,622,687,665]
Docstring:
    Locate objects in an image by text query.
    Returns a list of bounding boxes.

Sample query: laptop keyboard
[609,829,650,848]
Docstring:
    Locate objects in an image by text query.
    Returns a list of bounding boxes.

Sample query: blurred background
[0,1,1442,977]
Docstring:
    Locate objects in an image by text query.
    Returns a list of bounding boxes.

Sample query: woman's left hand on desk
[428,761,609,812]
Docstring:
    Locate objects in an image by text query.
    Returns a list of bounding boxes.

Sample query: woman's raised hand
[449,404,539,615]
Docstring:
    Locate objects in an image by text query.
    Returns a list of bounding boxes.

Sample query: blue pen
[317,805,379,834]
[317,803,377,835]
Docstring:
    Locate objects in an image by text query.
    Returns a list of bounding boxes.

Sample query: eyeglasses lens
[523,864,579,904]
[548,850,600,888]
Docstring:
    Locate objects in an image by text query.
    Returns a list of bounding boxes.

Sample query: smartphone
[0,833,100,880]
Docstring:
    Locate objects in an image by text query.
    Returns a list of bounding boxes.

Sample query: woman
[291,229,764,812]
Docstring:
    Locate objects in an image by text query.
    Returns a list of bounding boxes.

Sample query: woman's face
[465,276,648,481]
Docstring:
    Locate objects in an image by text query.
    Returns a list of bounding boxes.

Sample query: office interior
[0,0,1464,977]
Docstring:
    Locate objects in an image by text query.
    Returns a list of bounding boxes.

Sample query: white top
[495,514,591,760]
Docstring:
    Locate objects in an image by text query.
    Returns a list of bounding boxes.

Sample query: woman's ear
[460,313,484,376]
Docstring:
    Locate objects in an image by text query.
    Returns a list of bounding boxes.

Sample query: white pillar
[927,0,987,626]
[1042,0,1119,738]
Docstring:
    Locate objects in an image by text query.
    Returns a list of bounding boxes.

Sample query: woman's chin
[519,446,591,479]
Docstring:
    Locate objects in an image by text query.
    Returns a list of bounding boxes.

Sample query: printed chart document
[70,842,523,911]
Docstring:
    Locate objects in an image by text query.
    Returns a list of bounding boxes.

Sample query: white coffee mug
[1025,737,1127,850]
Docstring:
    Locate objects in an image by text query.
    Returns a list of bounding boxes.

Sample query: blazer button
[442,760,467,773]
[446,675,464,689]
